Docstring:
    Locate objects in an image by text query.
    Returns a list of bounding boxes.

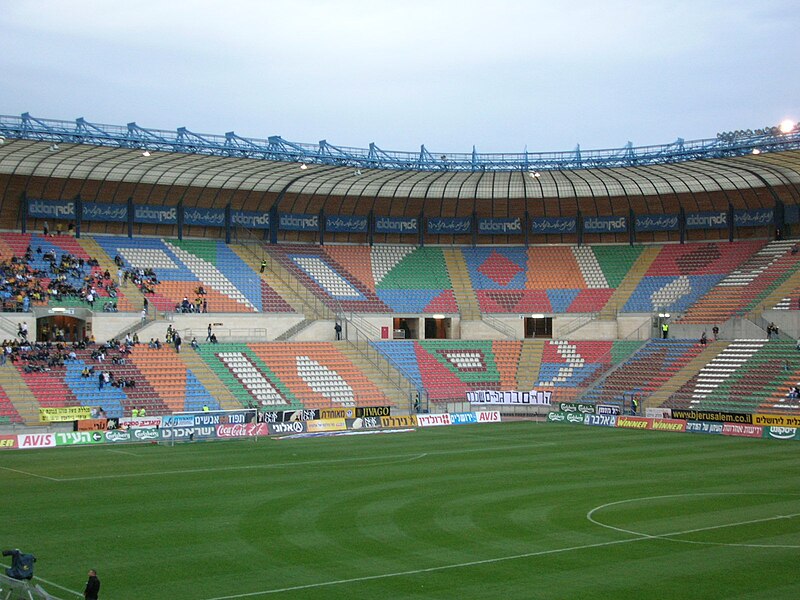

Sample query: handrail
[482,315,517,339]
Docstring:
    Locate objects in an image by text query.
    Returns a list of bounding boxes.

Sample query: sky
[1,0,798,155]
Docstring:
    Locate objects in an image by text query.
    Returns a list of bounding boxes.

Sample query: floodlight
[779,119,795,134]
[49,143,59,152]
[299,163,308,170]
[752,148,761,155]
[0,135,5,145]
[529,171,541,178]
[142,150,151,157]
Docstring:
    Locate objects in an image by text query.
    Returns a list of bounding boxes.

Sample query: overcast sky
[2,0,798,154]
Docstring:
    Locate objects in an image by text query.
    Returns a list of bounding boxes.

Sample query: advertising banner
[685,421,724,434]
[325,216,369,233]
[39,407,92,422]
[416,413,452,427]
[450,412,478,425]
[75,419,109,431]
[478,217,522,235]
[55,432,104,446]
[557,402,595,414]
[734,208,774,227]
[356,406,391,418]
[130,428,161,442]
[597,404,622,415]
[306,418,347,433]
[721,423,763,438]
[134,204,177,224]
[17,433,56,449]
[374,216,418,234]
[232,210,270,230]
[320,408,357,420]
[0,435,18,450]
[786,204,800,225]
[645,407,672,419]
[467,390,552,405]
[547,412,583,424]
[427,217,471,235]
[160,415,195,428]
[530,217,577,234]
[380,415,417,428]
[104,430,134,444]
[191,411,255,426]
[279,213,319,231]
[763,427,800,441]
[160,426,216,440]
[476,411,501,423]
[671,409,751,424]
[615,416,652,430]
[119,417,162,429]
[685,211,727,230]
[584,414,617,427]
[83,202,127,223]
[650,418,686,433]
[28,199,75,219]
[216,423,270,438]
[635,214,680,232]
[184,208,225,227]
[260,409,319,423]
[267,421,307,435]
[347,416,382,430]
[752,414,800,427]
[583,215,627,233]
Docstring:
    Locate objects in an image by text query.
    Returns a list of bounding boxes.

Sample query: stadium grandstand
[0,113,800,426]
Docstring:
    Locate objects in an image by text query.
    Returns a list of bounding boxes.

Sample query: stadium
[0,110,800,598]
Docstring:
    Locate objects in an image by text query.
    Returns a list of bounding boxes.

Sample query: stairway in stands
[599,246,662,319]
[516,340,545,391]
[441,248,481,320]
[80,236,147,313]
[0,366,37,423]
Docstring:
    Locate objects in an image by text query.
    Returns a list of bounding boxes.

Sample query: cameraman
[2,548,36,580]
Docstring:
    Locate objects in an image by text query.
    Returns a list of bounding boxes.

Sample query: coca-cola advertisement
[215,423,270,438]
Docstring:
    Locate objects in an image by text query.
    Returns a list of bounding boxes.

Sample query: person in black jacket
[84,569,100,599]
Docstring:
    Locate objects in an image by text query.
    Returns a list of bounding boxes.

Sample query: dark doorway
[525,316,552,339]
[37,315,85,343]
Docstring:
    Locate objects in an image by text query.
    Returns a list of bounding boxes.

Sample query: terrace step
[441,248,481,320]
[599,246,662,319]
[648,340,728,408]
[179,347,243,411]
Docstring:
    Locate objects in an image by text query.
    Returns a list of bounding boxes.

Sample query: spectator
[699,331,707,346]
[206,323,213,342]
[191,337,199,350]
[712,325,719,341]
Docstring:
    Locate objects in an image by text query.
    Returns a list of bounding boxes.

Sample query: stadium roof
[1,113,800,200]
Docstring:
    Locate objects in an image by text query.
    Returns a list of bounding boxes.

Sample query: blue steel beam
[1,113,799,172]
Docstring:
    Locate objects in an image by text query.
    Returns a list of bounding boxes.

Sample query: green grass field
[2,422,800,599]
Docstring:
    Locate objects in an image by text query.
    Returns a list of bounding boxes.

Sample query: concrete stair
[441,248,481,320]
[0,366,40,424]
[79,236,147,313]
[751,261,800,313]
[645,340,728,409]
[337,341,414,411]
[516,340,546,390]
[599,246,662,319]
[179,348,244,411]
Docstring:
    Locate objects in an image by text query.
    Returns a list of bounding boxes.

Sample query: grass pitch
[2,422,800,599]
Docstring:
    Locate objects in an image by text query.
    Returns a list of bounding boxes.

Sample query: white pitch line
[199,536,643,600]
[0,563,82,598]
[15,443,541,482]
[0,465,60,481]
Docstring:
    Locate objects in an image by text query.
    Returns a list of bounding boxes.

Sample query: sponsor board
[232,210,270,230]
[722,423,763,438]
[131,428,160,441]
[450,412,478,425]
[192,411,255,426]
[83,202,127,223]
[39,406,92,422]
[476,411,501,423]
[685,210,727,230]
[134,205,177,224]
[320,408,356,420]
[416,413,452,427]
[55,432,104,446]
[478,217,522,235]
[584,414,617,427]
[279,213,319,231]
[216,423,270,438]
[380,415,417,428]
[346,417,381,430]
[671,409,751,424]
[184,207,225,227]
[597,404,622,415]
[260,409,319,423]
[645,407,672,419]
[615,416,652,430]
[267,421,307,435]
[686,421,724,435]
[306,418,347,433]
[75,419,108,431]
[583,215,627,233]
[160,415,195,428]
[650,418,686,433]
[635,214,679,232]
[427,217,471,235]
[104,430,133,443]
[17,433,56,449]
[119,417,162,429]
[160,426,216,440]
[374,216,417,234]
[547,411,567,423]
[559,402,596,414]
[530,217,577,234]
[325,216,369,233]
[0,435,18,450]
[467,390,551,405]
[763,427,800,441]
[356,406,391,418]
[752,414,800,427]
